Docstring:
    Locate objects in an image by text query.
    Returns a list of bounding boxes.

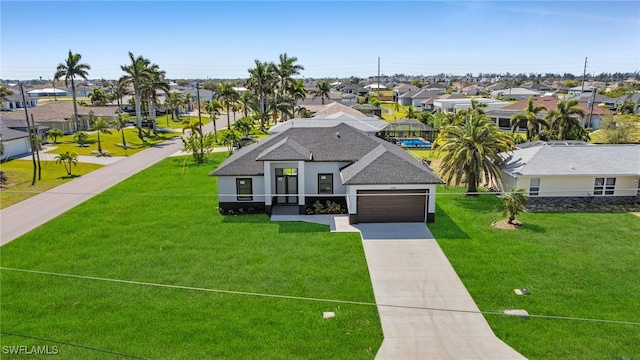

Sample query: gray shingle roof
[500,142,640,176]
[256,137,312,161]
[211,123,443,185]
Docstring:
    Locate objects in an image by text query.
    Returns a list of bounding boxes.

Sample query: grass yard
[0,159,103,209]
[379,103,415,122]
[0,153,382,359]
[429,186,640,359]
[155,114,213,130]
[48,128,176,157]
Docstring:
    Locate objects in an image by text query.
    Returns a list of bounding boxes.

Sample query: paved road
[1,118,222,246]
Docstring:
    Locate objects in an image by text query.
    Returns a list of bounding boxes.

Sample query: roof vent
[336,131,340,138]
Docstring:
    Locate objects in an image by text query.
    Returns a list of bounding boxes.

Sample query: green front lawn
[430,186,640,359]
[0,159,103,209]
[0,153,382,359]
[155,114,213,130]
[48,128,176,157]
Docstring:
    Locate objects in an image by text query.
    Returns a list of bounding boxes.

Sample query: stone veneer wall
[528,195,638,209]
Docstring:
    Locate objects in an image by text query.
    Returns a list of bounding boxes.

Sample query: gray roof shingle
[211,123,443,185]
[500,142,640,176]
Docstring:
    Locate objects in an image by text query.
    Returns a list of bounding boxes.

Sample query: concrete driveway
[356,223,526,360]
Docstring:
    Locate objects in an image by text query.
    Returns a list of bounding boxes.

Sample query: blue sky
[1,1,639,80]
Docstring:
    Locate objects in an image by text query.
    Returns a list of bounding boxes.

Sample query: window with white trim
[529,178,540,196]
[594,177,615,196]
[236,178,253,201]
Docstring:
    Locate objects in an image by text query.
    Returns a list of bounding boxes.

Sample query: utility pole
[31,114,42,180]
[20,83,37,185]
[196,82,203,158]
[587,87,597,128]
[581,57,588,93]
[377,57,381,98]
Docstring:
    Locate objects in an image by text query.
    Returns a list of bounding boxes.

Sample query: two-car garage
[355,189,429,223]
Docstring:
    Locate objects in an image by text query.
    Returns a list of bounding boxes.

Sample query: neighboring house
[613,93,640,114]
[4,102,119,133]
[397,89,444,107]
[392,84,419,102]
[490,87,541,101]
[299,102,367,118]
[268,113,388,135]
[496,141,640,206]
[211,123,444,223]
[433,98,509,114]
[421,94,467,112]
[2,92,38,111]
[567,85,596,95]
[26,87,68,97]
[490,96,613,129]
[0,118,33,160]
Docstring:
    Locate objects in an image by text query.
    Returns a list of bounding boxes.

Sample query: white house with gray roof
[497,141,640,206]
[267,113,388,135]
[211,123,444,223]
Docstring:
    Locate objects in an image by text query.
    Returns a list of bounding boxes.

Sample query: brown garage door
[357,190,427,223]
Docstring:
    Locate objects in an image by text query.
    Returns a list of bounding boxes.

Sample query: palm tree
[165,91,184,122]
[47,128,64,144]
[404,106,418,119]
[140,66,169,134]
[108,76,130,109]
[233,117,254,137]
[204,99,223,142]
[88,88,108,106]
[312,79,331,105]
[73,131,89,147]
[221,130,240,155]
[54,50,90,131]
[238,90,255,118]
[545,99,585,140]
[297,107,312,118]
[90,117,112,154]
[247,60,277,131]
[276,53,304,121]
[288,79,307,117]
[510,97,548,141]
[113,110,129,155]
[217,82,239,130]
[434,115,514,195]
[501,187,528,224]
[54,151,79,177]
[617,99,637,115]
[120,52,153,138]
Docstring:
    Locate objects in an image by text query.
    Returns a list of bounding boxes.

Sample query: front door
[275,168,298,205]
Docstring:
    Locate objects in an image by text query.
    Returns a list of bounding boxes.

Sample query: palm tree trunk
[97,132,102,154]
[134,88,143,139]
[466,173,478,196]
[71,80,79,132]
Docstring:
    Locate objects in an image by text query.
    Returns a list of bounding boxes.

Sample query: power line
[2,267,640,327]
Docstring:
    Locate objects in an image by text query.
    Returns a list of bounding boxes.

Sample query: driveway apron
[356,223,526,360]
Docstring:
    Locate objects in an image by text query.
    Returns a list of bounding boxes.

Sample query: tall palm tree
[113,110,129,155]
[120,52,153,138]
[247,60,277,131]
[276,53,304,121]
[217,82,239,129]
[434,115,514,195]
[288,79,307,117]
[90,117,112,154]
[545,99,585,140]
[238,90,255,118]
[312,79,331,105]
[165,91,184,122]
[205,99,223,142]
[108,76,130,109]
[54,50,91,131]
[54,151,79,177]
[141,66,169,134]
[510,97,548,141]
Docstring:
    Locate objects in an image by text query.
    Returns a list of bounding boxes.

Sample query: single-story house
[4,102,120,133]
[211,123,444,223]
[2,92,39,111]
[26,87,68,97]
[397,89,443,107]
[392,84,419,102]
[490,87,541,101]
[0,118,33,160]
[496,141,640,206]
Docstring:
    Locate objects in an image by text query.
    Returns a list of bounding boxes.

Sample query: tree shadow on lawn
[448,193,503,214]
[431,203,470,240]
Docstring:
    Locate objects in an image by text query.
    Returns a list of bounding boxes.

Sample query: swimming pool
[399,139,432,147]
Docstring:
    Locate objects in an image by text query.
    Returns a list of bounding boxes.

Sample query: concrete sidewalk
[357,223,526,360]
[0,138,184,245]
